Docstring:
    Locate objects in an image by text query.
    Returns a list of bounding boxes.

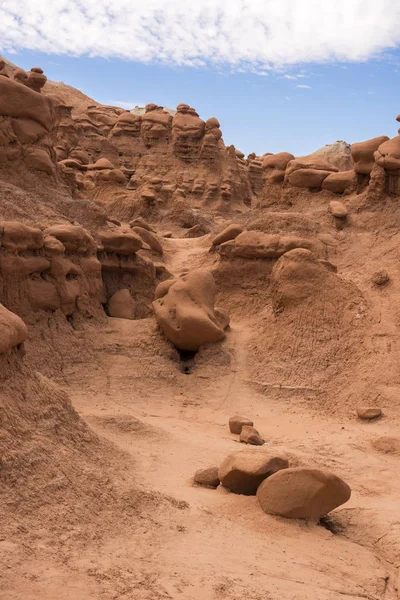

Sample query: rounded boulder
[218,450,289,496]
[257,467,351,519]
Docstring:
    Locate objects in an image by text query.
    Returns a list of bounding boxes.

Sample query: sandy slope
[3,233,398,600]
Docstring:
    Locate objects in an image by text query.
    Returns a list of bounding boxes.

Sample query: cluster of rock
[51,97,253,214]
[0,219,167,330]
[259,129,400,198]
[2,56,400,229]
[229,415,264,445]
[194,443,351,520]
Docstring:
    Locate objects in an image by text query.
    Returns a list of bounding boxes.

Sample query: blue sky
[1,1,400,156]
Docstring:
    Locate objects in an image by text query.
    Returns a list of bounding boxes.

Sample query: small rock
[240,425,264,446]
[371,270,389,286]
[163,232,173,238]
[357,407,382,420]
[257,467,351,519]
[193,467,220,488]
[229,415,254,434]
[329,200,348,219]
[218,450,289,495]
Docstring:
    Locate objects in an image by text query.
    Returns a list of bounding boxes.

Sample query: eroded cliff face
[1,56,400,376]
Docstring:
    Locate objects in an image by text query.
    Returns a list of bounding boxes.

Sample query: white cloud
[296,84,311,88]
[1,1,400,71]
[283,74,305,80]
[106,100,145,109]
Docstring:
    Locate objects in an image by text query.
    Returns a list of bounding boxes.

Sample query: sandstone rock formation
[193,467,220,488]
[0,303,28,353]
[229,415,254,434]
[212,224,243,246]
[107,289,135,319]
[262,152,295,183]
[357,407,382,420]
[240,425,264,446]
[285,157,338,189]
[153,269,229,351]
[231,231,321,259]
[351,136,390,175]
[256,467,351,519]
[218,451,289,495]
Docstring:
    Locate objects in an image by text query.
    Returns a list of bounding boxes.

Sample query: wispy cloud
[297,84,312,89]
[283,74,305,80]
[106,100,145,109]
[1,1,400,72]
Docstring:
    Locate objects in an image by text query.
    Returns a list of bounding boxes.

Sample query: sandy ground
[3,234,400,599]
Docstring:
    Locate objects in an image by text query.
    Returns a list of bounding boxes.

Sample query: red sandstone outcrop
[153,269,229,351]
[285,157,338,189]
[351,136,390,175]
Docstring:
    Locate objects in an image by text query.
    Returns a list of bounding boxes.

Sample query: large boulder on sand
[152,269,229,351]
[257,467,351,519]
[218,450,289,495]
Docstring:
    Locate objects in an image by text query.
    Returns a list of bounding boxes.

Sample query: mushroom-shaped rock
[212,224,243,246]
[351,136,390,175]
[229,415,254,434]
[0,304,28,354]
[329,200,348,219]
[357,407,382,420]
[374,135,400,171]
[108,289,135,320]
[322,170,356,193]
[193,467,220,488]
[98,231,143,255]
[26,68,47,93]
[240,426,264,446]
[131,227,163,255]
[218,451,289,495]
[152,269,229,351]
[257,467,351,519]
